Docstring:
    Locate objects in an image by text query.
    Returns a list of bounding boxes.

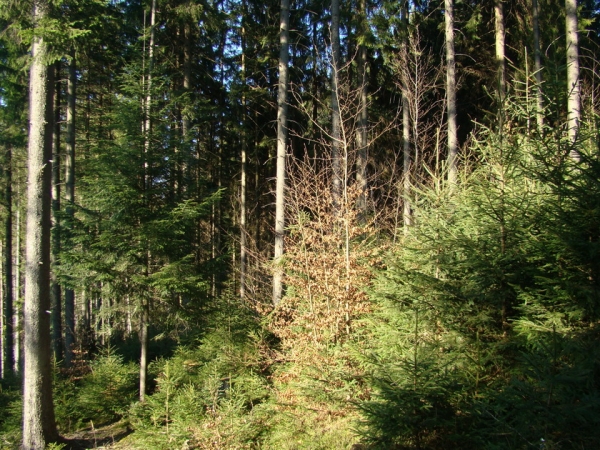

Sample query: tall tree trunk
[494,0,506,128]
[445,0,458,184]
[495,0,506,108]
[181,21,191,199]
[331,0,342,211]
[566,0,581,160]
[64,50,76,367]
[51,62,63,362]
[273,0,290,305]
[240,1,248,300]
[356,0,368,216]
[140,0,156,402]
[311,17,319,151]
[22,0,58,445]
[401,1,411,229]
[3,145,14,378]
[532,0,544,129]
[14,204,21,373]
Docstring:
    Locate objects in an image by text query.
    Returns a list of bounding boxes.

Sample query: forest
[2,0,600,448]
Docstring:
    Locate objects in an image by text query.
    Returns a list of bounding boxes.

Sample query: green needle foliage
[125,297,273,449]
[54,347,138,433]
[358,92,600,449]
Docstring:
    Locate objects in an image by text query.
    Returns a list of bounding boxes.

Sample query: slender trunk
[140,0,156,402]
[144,0,155,189]
[566,0,581,160]
[240,3,247,300]
[356,0,368,215]
[445,0,458,184]
[311,17,319,152]
[14,205,21,373]
[532,0,544,129]
[64,50,76,367]
[22,1,58,444]
[273,0,290,305]
[51,62,62,362]
[139,296,149,401]
[182,24,191,138]
[3,146,14,378]
[401,2,411,229]
[494,0,506,105]
[180,22,191,198]
[331,0,342,211]
[255,126,262,276]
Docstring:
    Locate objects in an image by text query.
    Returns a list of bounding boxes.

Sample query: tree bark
[64,49,76,367]
[273,0,290,306]
[14,205,21,373]
[140,0,156,402]
[445,0,458,184]
[566,0,581,160]
[3,145,14,378]
[356,0,368,216]
[401,1,412,229]
[22,0,59,445]
[240,0,248,299]
[331,0,342,211]
[51,61,62,362]
[532,0,544,129]
[494,0,506,106]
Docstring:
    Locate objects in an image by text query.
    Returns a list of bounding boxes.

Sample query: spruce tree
[22,0,59,445]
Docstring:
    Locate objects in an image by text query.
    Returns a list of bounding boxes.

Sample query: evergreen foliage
[357,95,600,449]
[0,375,22,448]
[124,297,273,449]
[54,347,138,432]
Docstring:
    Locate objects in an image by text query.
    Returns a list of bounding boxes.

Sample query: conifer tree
[445,0,458,184]
[22,0,58,445]
[2,144,14,378]
[495,0,506,106]
[331,0,342,211]
[273,0,290,305]
[355,0,369,214]
[532,0,544,129]
[50,61,62,362]
[566,0,581,159]
[63,49,76,367]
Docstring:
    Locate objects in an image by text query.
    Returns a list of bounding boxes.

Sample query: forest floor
[62,421,133,449]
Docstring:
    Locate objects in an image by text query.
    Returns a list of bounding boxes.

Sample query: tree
[330,0,342,211]
[139,0,156,402]
[240,0,248,300]
[401,0,411,228]
[566,0,580,160]
[494,0,506,107]
[51,61,62,362]
[532,0,544,129]
[22,0,58,446]
[273,0,290,306]
[63,50,76,367]
[445,0,458,184]
[2,144,14,378]
[355,0,369,215]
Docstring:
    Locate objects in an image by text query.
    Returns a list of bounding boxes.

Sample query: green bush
[0,375,22,449]
[357,100,600,448]
[125,298,273,449]
[55,347,138,432]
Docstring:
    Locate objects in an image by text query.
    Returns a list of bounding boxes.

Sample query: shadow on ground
[61,421,132,449]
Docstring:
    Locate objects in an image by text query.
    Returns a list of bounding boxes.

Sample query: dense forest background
[2,0,600,448]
